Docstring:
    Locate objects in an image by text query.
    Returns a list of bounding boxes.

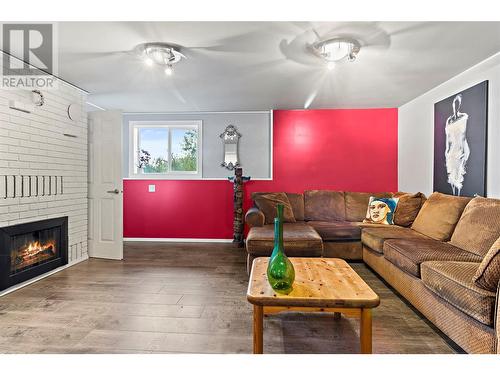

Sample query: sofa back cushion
[393,192,427,227]
[411,192,471,241]
[286,193,305,221]
[345,192,393,222]
[473,236,500,292]
[252,192,296,225]
[450,196,500,257]
[304,190,345,221]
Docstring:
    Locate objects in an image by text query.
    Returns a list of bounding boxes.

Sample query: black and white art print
[433,81,488,197]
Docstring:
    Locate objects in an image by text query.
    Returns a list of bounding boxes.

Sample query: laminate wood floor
[0,242,458,354]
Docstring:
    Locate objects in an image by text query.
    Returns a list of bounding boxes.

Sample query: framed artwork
[433,80,488,197]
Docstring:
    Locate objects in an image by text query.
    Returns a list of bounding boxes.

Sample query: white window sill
[126,174,202,180]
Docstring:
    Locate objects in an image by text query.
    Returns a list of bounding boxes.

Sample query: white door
[88,110,123,260]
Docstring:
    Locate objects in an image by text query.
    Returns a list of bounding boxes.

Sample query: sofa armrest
[496,280,500,353]
[245,207,265,228]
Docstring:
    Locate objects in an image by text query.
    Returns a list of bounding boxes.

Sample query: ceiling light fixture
[136,42,185,76]
[311,37,361,67]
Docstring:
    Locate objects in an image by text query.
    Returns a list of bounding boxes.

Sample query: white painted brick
[9,114,30,126]
[0,168,21,175]
[8,130,31,140]
[0,84,88,263]
[0,152,18,161]
[2,212,20,221]
[19,210,39,219]
[8,161,30,169]
[0,137,20,146]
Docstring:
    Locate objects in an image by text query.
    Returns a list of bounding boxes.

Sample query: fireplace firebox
[0,217,68,291]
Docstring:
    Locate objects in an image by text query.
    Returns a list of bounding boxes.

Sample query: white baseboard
[124,237,234,243]
[0,254,89,297]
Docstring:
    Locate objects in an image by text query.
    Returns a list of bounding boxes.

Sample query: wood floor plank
[0,242,458,354]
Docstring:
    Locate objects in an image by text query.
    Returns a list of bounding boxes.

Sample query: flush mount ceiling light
[311,37,361,68]
[135,42,186,76]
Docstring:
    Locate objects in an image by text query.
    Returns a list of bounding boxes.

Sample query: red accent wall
[123,109,398,239]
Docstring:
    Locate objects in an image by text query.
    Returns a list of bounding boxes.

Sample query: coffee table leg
[333,312,341,321]
[360,308,372,354]
[253,305,263,354]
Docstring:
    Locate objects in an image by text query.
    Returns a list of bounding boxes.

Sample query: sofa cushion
[345,191,393,222]
[307,221,361,241]
[286,193,305,221]
[361,226,428,254]
[393,192,427,227]
[411,192,471,241]
[450,196,500,257]
[252,192,296,225]
[473,236,500,292]
[323,241,362,259]
[421,261,496,326]
[246,223,323,257]
[383,238,482,277]
[304,190,345,221]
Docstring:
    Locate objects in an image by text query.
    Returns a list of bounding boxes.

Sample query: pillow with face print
[363,196,399,225]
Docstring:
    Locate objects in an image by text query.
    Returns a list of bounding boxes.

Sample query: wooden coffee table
[247,257,380,354]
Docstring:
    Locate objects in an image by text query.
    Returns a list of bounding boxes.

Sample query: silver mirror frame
[220,125,241,171]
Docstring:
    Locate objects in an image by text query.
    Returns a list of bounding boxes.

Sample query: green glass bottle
[267,203,295,294]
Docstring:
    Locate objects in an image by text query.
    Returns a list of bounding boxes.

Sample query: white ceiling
[56,21,500,112]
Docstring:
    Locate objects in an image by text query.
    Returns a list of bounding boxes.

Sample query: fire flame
[24,240,55,257]
[11,239,57,270]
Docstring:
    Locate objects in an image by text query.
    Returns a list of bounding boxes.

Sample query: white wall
[0,83,88,263]
[122,111,272,179]
[399,52,500,198]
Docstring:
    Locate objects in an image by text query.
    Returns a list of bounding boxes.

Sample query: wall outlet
[148,184,156,193]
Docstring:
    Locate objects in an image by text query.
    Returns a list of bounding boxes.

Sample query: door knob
[107,189,120,194]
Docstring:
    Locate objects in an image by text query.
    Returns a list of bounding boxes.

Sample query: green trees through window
[171,130,197,172]
[136,126,198,174]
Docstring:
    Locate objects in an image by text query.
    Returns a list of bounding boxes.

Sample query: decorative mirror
[220,125,241,170]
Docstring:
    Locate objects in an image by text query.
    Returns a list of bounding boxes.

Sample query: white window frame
[129,120,203,179]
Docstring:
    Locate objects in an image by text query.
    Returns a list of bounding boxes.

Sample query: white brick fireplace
[0,81,89,275]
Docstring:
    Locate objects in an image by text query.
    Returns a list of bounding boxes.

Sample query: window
[130,121,202,178]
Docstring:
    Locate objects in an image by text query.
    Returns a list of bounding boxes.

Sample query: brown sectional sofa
[245,190,500,354]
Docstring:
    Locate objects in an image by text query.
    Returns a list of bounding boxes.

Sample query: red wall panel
[123,108,398,239]
[124,180,234,239]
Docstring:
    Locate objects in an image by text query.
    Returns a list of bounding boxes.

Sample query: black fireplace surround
[0,217,68,291]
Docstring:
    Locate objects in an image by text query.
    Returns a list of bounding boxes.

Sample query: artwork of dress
[434,81,488,197]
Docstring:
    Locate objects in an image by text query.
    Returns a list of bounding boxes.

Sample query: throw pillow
[450,196,500,257]
[285,193,305,221]
[345,191,393,222]
[363,196,399,225]
[411,192,471,241]
[393,192,427,227]
[304,190,345,221]
[252,192,296,225]
[473,236,500,292]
